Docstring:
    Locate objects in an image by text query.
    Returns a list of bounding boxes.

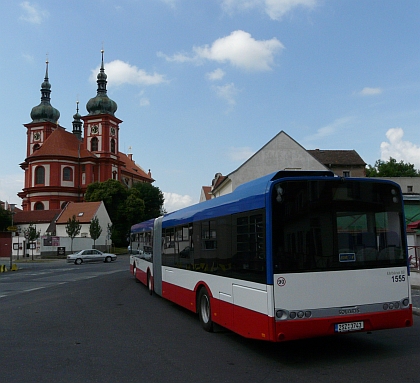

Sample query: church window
[111,138,115,153]
[34,202,44,210]
[63,167,73,181]
[35,166,45,185]
[91,137,98,151]
[33,144,40,151]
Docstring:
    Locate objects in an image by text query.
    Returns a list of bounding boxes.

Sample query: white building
[11,201,112,259]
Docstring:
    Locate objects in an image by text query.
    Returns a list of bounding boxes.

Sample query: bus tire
[133,267,140,282]
[147,272,153,295]
[197,288,213,332]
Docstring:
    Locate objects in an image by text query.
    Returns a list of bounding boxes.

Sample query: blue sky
[0,0,419,212]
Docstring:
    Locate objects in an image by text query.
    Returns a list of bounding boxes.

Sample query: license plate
[335,321,364,333]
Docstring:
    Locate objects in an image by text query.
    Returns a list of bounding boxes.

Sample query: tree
[123,190,146,226]
[66,215,81,252]
[89,216,102,249]
[85,179,165,247]
[131,182,165,219]
[85,180,130,246]
[23,223,40,260]
[0,205,12,231]
[84,179,128,224]
[366,157,420,177]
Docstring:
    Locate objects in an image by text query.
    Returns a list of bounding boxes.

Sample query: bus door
[153,216,163,296]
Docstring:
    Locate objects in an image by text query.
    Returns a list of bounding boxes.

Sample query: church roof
[28,127,96,159]
[119,152,154,182]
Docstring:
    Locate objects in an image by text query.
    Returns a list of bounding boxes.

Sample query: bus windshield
[272,179,407,273]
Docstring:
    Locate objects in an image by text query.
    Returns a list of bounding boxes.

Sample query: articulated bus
[129,170,413,342]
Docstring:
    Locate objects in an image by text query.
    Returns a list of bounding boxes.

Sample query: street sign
[7,226,17,232]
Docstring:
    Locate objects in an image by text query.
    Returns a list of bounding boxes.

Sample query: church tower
[23,59,60,157]
[82,50,122,183]
[72,101,83,141]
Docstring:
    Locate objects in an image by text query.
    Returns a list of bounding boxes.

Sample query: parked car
[67,249,117,265]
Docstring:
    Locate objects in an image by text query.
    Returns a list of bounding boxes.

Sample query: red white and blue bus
[129,170,413,342]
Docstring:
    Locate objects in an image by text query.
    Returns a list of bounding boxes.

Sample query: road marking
[24,287,46,292]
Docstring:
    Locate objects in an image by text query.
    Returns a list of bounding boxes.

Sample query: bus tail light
[275,309,312,320]
[383,298,409,311]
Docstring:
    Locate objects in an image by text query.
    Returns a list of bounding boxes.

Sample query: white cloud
[213,83,238,105]
[206,68,225,81]
[22,53,34,62]
[0,174,24,207]
[90,60,166,86]
[160,30,284,72]
[380,128,420,167]
[160,0,177,8]
[228,146,255,162]
[19,2,49,24]
[221,0,317,20]
[157,51,198,64]
[194,30,284,71]
[139,98,150,107]
[265,0,317,20]
[304,116,354,142]
[359,87,383,96]
[163,192,195,213]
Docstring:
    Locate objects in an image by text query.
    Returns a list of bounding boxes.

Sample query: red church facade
[18,51,153,211]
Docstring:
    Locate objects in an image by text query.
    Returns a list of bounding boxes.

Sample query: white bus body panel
[163,267,273,315]
[274,267,410,310]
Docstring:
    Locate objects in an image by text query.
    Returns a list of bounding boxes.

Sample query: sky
[0,0,419,213]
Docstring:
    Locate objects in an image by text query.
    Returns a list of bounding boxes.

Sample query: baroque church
[18,51,153,212]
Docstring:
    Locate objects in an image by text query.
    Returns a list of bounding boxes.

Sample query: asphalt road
[0,256,419,383]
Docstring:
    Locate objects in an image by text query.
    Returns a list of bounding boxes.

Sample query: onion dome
[86,50,117,116]
[30,60,60,123]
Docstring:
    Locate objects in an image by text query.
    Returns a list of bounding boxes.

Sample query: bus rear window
[272,179,406,273]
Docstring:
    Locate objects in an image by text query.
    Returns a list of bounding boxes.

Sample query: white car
[67,249,117,265]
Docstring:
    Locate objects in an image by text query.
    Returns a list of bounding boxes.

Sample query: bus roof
[131,170,405,232]
[161,170,335,228]
[131,218,155,233]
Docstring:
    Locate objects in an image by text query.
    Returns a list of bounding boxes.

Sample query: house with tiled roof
[199,186,212,202]
[205,131,367,199]
[208,131,329,197]
[9,201,112,258]
[18,52,154,212]
[13,209,61,230]
[307,149,366,177]
[55,201,111,244]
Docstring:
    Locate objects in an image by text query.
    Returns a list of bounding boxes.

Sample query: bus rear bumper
[274,307,413,342]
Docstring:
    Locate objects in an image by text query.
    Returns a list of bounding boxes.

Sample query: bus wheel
[147,272,153,295]
[133,267,140,282]
[198,288,213,332]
